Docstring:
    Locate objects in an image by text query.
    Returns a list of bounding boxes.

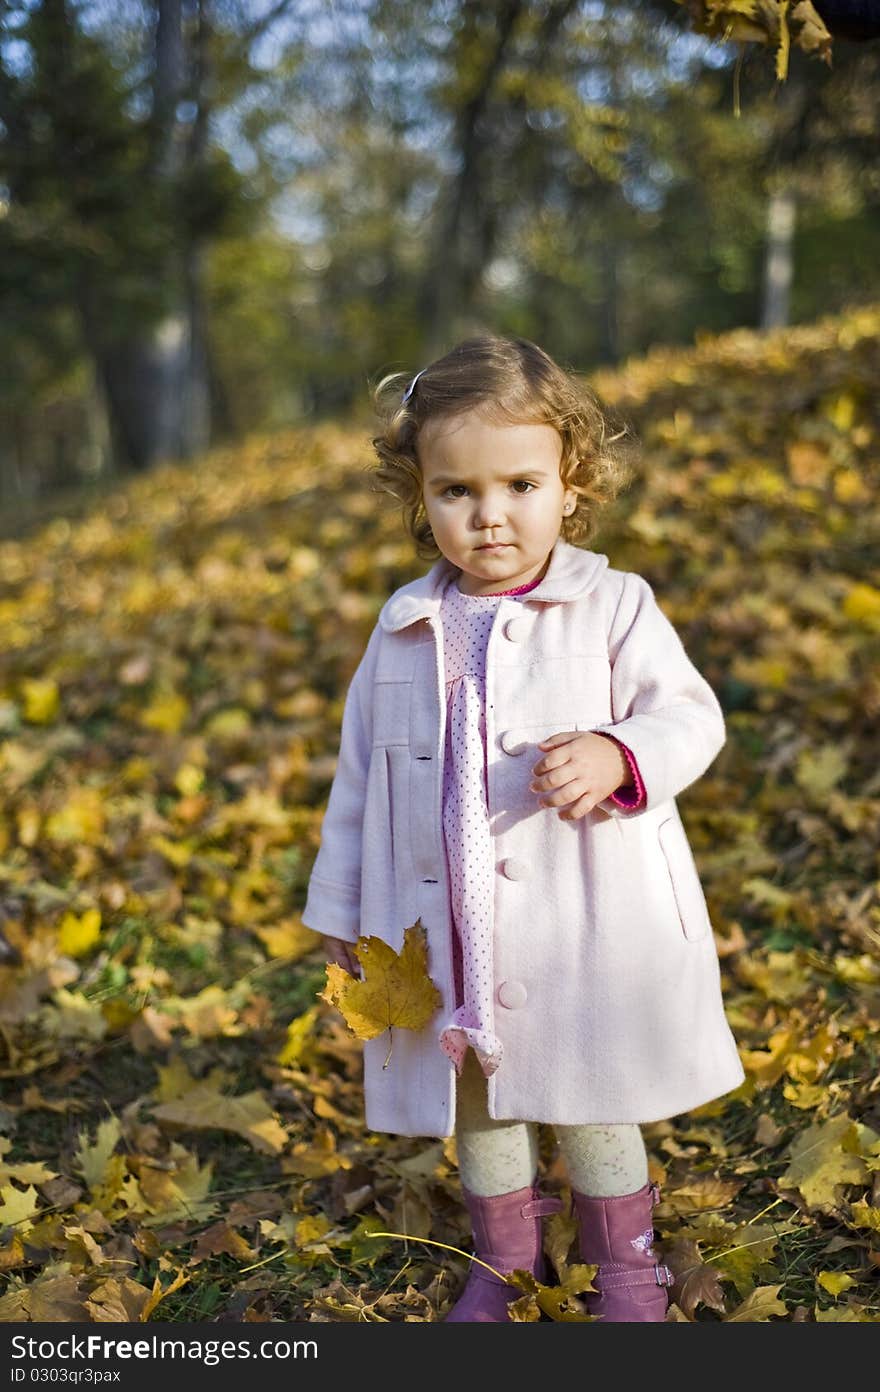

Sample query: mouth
[476,543,509,551]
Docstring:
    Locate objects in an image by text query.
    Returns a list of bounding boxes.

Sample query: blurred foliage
[0,302,878,1321]
[1,1,879,503]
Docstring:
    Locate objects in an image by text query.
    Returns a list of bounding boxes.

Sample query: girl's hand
[322,935,360,976]
[529,731,631,821]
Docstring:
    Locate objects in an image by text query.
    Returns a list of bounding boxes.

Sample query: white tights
[455,1049,649,1198]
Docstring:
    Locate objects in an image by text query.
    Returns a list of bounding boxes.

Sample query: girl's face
[418,408,577,596]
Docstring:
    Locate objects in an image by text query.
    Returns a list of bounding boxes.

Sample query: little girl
[301,335,745,1323]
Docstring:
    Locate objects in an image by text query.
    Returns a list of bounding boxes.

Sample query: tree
[0,0,264,484]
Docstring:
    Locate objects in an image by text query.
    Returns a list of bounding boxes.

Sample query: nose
[472,493,506,529]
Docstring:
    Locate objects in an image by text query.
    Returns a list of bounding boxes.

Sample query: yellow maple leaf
[135,1146,217,1228]
[151,1082,288,1154]
[20,678,60,724]
[739,1024,799,1086]
[45,789,105,845]
[281,1125,352,1178]
[154,1057,215,1102]
[782,1080,827,1110]
[174,762,205,796]
[843,582,880,629]
[42,988,108,1043]
[277,1005,319,1066]
[140,690,189,734]
[778,1114,869,1212]
[506,1262,598,1322]
[163,985,241,1039]
[0,1183,40,1233]
[253,918,322,961]
[817,1271,856,1297]
[814,1303,871,1322]
[0,1138,57,1188]
[724,1283,788,1321]
[795,743,850,796]
[320,920,442,1067]
[58,907,102,958]
[709,1221,781,1299]
[73,1116,122,1192]
[848,1201,880,1233]
[657,1175,742,1216]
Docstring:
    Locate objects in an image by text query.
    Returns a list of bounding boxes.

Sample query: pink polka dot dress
[437,569,544,1079]
[436,567,647,1081]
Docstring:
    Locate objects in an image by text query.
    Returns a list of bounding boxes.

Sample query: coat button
[503,616,529,642]
[497,980,528,1010]
[500,857,529,880]
[500,729,528,755]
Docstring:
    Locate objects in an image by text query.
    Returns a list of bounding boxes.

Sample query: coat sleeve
[600,735,647,810]
[590,571,726,818]
[300,624,381,942]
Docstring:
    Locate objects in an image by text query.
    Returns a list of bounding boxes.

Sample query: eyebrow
[426,470,552,485]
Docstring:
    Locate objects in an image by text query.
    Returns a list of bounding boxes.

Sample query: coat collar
[378,538,610,633]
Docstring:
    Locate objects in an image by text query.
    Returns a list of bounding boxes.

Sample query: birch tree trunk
[761,183,796,331]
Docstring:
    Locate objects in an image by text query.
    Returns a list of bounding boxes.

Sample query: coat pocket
[657,815,712,943]
[372,680,412,746]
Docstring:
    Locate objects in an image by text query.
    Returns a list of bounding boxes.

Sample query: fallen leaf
[2,1271,89,1321]
[656,1175,742,1217]
[709,1222,781,1297]
[320,920,442,1065]
[191,1221,257,1264]
[253,919,322,960]
[57,908,102,958]
[506,1262,598,1322]
[848,1201,880,1234]
[152,1083,288,1155]
[663,1238,727,1318]
[724,1284,787,1321]
[778,1114,869,1212]
[277,1005,320,1066]
[817,1271,856,1296]
[0,1233,26,1271]
[139,1266,190,1321]
[73,1116,123,1192]
[0,1183,40,1234]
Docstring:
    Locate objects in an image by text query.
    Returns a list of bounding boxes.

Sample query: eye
[442,485,467,497]
[511,480,536,493]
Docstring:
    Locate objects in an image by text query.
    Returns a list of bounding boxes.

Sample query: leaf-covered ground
[1,304,878,1323]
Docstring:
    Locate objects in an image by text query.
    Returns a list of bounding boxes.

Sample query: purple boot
[445,1181,563,1322]
[572,1180,674,1322]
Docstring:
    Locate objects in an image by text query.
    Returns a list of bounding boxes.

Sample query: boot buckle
[654,1263,675,1288]
[521,1195,564,1219]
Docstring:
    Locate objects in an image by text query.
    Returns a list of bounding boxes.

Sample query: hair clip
[401,368,425,405]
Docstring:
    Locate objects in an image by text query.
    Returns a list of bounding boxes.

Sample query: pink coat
[302,539,745,1137]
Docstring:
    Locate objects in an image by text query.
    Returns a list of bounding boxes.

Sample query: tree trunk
[761,184,796,330]
[85,0,214,472]
[418,0,525,354]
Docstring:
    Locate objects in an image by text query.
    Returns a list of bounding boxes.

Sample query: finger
[533,732,580,774]
[333,943,357,975]
[325,939,357,974]
[529,761,571,791]
[537,777,583,807]
[557,791,597,821]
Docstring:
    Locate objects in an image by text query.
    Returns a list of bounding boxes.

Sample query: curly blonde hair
[369,334,637,560]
